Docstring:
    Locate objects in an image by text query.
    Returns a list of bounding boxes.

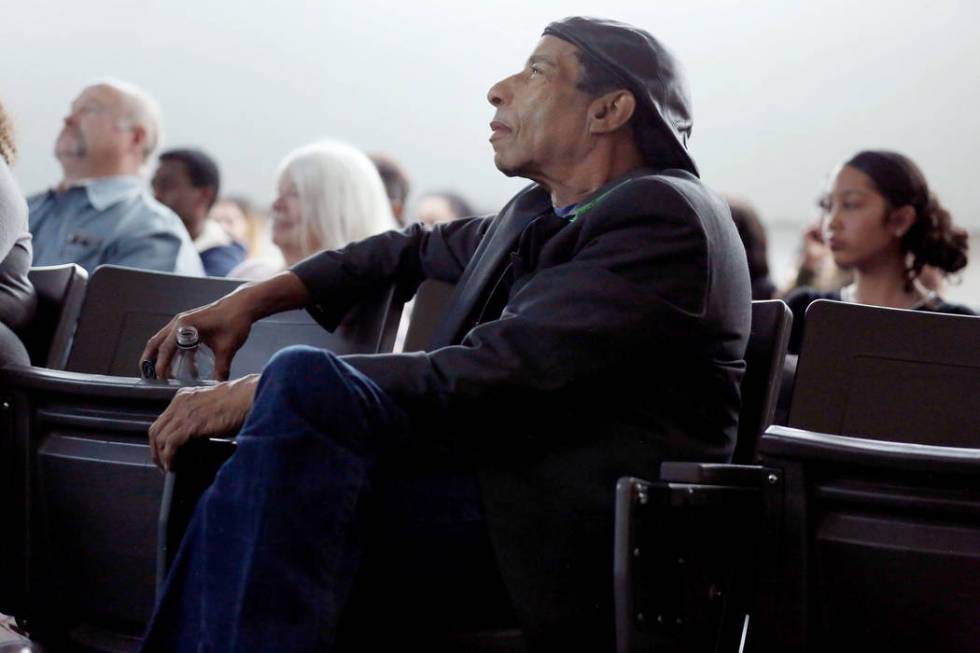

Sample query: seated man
[28,80,203,276]
[152,148,246,277]
[139,17,751,652]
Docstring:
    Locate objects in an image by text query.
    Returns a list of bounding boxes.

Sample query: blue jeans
[139,347,510,653]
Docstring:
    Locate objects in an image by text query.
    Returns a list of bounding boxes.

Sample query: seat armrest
[659,462,769,486]
[761,425,980,473]
[0,364,183,402]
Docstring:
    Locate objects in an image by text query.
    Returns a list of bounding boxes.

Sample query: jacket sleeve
[291,216,493,330]
[0,160,27,262]
[340,199,711,427]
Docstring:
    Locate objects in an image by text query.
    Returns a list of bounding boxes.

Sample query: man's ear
[587,90,636,135]
[887,205,916,237]
[201,186,218,211]
[129,124,149,157]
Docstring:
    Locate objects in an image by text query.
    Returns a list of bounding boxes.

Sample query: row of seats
[3,264,979,651]
[615,300,980,652]
[0,264,403,652]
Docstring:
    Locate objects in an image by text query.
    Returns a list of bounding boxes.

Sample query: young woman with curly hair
[785,150,973,353]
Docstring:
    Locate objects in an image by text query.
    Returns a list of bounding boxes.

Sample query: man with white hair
[28,80,203,276]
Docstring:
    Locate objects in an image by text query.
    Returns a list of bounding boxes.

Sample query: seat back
[0,265,402,648]
[750,303,980,650]
[732,300,792,463]
[23,264,88,369]
[788,300,980,446]
[756,427,980,652]
[613,300,790,652]
[65,265,399,377]
[401,279,456,352]
[160,278,453,577]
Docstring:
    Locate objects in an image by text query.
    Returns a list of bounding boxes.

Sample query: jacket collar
[58,175,144,211]
[433,167,659,347]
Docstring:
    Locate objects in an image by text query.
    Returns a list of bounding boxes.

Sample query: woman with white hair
[230,140,397,279]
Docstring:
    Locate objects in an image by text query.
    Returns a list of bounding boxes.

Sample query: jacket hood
[543,16,698,176]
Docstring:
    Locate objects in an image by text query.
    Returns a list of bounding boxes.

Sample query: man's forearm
[233,271,312,322]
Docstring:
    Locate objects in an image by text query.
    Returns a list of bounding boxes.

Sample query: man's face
[55,85,134,171]
[487,36,595,179]
[152,159,209,228]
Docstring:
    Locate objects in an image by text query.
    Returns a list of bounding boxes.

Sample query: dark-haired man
[152,149,245,277]
[139,17,750,651]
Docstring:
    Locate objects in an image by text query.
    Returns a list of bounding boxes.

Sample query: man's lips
[489,121,512,142]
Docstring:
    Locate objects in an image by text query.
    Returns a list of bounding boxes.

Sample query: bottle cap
[176,326,200,347]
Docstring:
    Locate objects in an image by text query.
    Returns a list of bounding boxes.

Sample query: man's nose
[487,75,513,107]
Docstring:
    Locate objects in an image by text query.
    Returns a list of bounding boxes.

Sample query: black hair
[845,150,968,286]
[159,148,221,209]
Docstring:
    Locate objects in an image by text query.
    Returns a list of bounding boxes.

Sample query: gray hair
[278,140,399,256]
[88,78,164,161]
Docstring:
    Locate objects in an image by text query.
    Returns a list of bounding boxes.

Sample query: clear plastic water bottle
[168,326,215,382]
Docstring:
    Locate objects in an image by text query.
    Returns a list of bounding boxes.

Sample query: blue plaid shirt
[28,175,204,276]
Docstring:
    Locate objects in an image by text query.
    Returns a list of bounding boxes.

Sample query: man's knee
[261,345,350,393]
[255,345,370,431]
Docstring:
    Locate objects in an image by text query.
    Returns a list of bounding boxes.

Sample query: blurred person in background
[414,190,477,228]
[28,79,202,276]
[229,140,398,280]
[726,196,775,300]
[369,152,411,227]
[152,148,245,277]
[780,215,852,297]
[785,149,973,354]
[0,100,37,367]
[210,195,269,260]
[393,190,478,350]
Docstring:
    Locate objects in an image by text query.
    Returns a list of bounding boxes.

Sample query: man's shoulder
[113,192,189,239]
[26,189,54,219]
[577,169,726,232]
[611,169,719,210]
[26,189,51,205]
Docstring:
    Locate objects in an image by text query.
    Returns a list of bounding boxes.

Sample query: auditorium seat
[401,278,456,352]
[614,299,792,652]
[754,426,980,652]
[21,264,88,369]
[0,265,402,653]
[615,300,980,652]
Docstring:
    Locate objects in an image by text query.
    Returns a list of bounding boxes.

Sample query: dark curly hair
[846,150,968,288]
[0,99,15,165]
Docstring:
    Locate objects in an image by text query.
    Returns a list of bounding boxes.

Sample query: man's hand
[141,291,256,381]
[149,374,260,471]
[139,272,312,381]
